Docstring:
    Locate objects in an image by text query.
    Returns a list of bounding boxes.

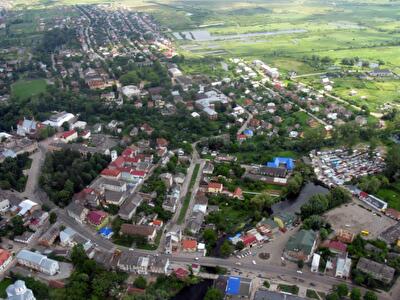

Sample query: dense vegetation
[39,149,110,207]
[50,245,128,299]
[0,153,31,191]
[300,187,352,220]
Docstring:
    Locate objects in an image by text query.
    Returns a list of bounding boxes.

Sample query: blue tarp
[226,276,241,295]
[228,233,241,241]
[266,157,294,170]
[98,227,113,237]
[243,129,253,136]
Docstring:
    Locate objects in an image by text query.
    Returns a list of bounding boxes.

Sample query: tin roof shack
[356,257,395,285]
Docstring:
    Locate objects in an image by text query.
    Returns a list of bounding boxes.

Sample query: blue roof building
[243,129,253,137]
[226,276,241,295]
[98,227,113,239]
[266,157,294,171]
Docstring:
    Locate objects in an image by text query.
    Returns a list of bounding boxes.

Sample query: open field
[377,181,400,210]
[324,201,397,239]
[11,79,47,100]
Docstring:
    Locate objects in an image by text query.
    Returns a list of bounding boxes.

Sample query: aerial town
[0,1,400,300]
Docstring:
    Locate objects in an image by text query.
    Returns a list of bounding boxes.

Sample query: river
[271,182,329,215]
[171,279,213,300]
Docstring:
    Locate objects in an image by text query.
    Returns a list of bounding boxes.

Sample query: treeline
[38,27,77,53]
[119,61,170,88]
[0,153,31,191]
[300,186,352,219]
[39,149,110,207]
[51,245,128,299]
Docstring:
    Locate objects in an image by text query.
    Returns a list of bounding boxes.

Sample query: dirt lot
[324,201,397,239]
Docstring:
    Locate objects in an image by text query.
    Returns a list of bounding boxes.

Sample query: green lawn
[377,187,400,211]
[278,284,299,295]
[306,289,320,299]
[11,79,47,100]
[177,163,200,224]
[0,278,12,298]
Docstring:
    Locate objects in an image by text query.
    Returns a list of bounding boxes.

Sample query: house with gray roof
[117,251,149,274]
[118,194,143,220]
[254,290,306,300]
[16,250,59,275]
[356,257,395,284]
[284,230,317,262]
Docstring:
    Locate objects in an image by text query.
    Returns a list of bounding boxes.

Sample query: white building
[311,253,320,272]
[121,85,141,98]
[42,111,75,128]
[335,254,352,279]
[6,280,36,300]
[16,250,59,275]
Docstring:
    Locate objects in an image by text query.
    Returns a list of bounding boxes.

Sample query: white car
[195,257,199,261]
[297,270,303,274]
[235,262,241,265]
[252,260,256,265]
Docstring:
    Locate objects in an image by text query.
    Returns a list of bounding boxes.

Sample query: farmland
[8,1,400,110]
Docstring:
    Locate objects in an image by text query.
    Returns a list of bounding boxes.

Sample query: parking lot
[324,201,397,239]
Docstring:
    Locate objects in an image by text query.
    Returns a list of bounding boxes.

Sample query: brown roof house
[120,224,157,242]
[356,258,395,284]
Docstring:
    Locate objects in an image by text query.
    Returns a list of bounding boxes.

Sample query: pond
[171,279,213,300]
[271,182,329,215]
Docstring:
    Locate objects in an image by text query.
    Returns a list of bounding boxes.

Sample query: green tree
[250,193,276,211]
[363,291,378,300]
[49,212,57,224]
[335,283,348,298]
[235,241,245,251]
[326,292,340,300]
[204,288,224,300]
[297,260,304,269]
[11,216,25,236]
[134,276,147,289]
[385,145,400,180]
[350,288,361,300]
[220,240,233,258]
[203,228,217,246]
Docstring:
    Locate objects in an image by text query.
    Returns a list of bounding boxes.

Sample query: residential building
[182,239,197,252]
[335,254,352,279]
[118,194,143,220]
[16,250,59,275]
[117,252,149,274]
[67,202,89,224]
[356,257,395,284]
[87,210,109,229]
[149,257,170,275]
[6,280,36,300]
[311,253,320,272]
[120,224,157,242]
[0,249,12,271]
[284,230,317,262]
[207,182,223,194]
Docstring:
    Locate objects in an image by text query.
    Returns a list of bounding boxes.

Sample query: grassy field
[177,163,200,224]
[377,181,400,210]
[11,79,47,100]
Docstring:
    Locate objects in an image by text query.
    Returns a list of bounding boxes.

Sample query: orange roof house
[182,239,197,252]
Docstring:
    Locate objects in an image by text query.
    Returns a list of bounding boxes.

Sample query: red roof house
[101,168,121,179]
[156,138,169,148]
[241,235,257,247]
[87,210,108,226]
[207,182,223,193]
[182,239,197,252]
[0,249,12,270]
[327,240,347,254]
[174,268,189,279]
